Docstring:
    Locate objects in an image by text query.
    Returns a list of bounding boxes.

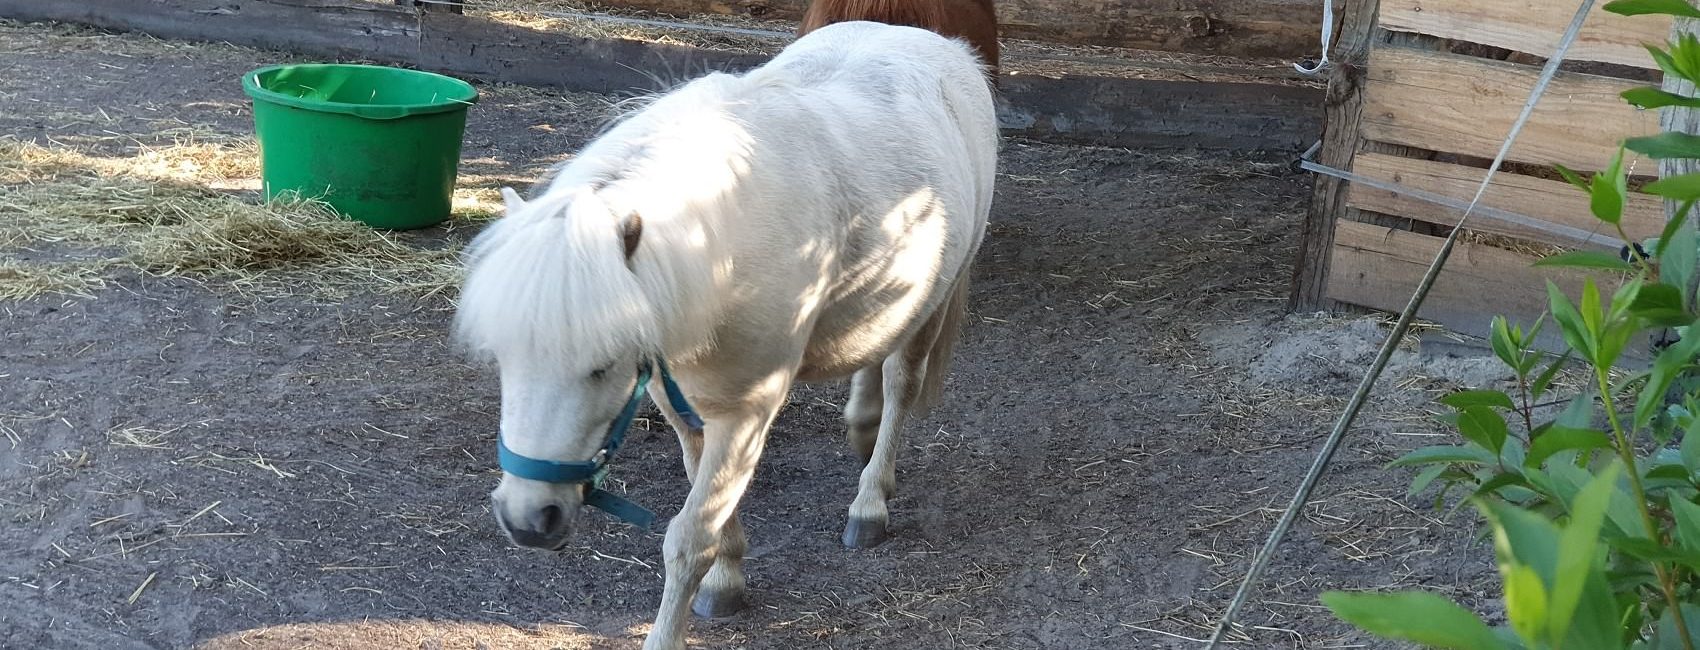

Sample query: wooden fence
[2,0,1323,151]
[1292,0,1673,346]
[580,0,1324,57]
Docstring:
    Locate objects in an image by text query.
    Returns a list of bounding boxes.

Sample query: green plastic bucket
[242,63,479,230]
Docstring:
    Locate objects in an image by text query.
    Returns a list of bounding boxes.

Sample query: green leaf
[1458,407,1511,455]
[1549,282,1596,363]
[1441,390,1518,410]
[1484,499,1563,575]
[1678,31,1700,86]
[1648,43,1685,80]
[1548,463,1620,645]
[1523,467,1559,502]
[1606,0,1700,18]
[1629,282,1693,328]
[1624,87,1700,110]
[1605,536,1700,571]
[1648,172,1700,202]
[1582,278,1605,338]
[1638,466,1693,490]
[1503,564,1548,643]
[1671,498,1700,553]
[1627,132,1700,160]
[1592,148,1629,225]
[1636,329,1700,430]
[1390,445,1500,468]
[1653,603,1700,650]
[1659,199,1695,258]
[1472,471,1531,500]
[1644,463,1693,483]
[1525,428,1613,469]
[1531,354,1572,402]
[1321,591,1507,650]
[1610,277,1643,321]
[1554,392,1599,431]
[1499,436,1527,468]
[1533,251,1636,272]
[1660,215,1698,307]
[1683,411,1700,472]
[1410,463,1451,498]
[1491,316,1522,371]
[1556,164,1592,193]
[1520,316,1549,375]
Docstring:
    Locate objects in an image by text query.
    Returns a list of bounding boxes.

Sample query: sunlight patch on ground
[193,619,608,650]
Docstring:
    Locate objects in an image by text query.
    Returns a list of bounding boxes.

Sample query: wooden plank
[1361,46,1659,173]
[0,0,1319,152]
[1347,152,1664,248]
[1380,0,1671,70]
[593,0,1325,58]
[1326,220,1609,351]
[997,73,1320,151]
[1291,0,1381,311]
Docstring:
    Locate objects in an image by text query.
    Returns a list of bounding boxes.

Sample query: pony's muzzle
[491,477,584,550]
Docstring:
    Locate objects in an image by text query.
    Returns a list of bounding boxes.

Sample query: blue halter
[496,359,703,529]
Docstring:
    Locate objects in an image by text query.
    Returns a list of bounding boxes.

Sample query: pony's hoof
[842,517,889,548]
[692,588,746,619]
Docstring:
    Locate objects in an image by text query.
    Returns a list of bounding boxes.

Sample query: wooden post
[1289,0,1381,312]
[1665,19,1700,276]
[584,0,1322,59]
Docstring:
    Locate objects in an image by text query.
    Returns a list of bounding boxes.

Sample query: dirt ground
[1,20,1504,650]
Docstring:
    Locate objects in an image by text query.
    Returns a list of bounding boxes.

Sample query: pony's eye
[589,367,609,381]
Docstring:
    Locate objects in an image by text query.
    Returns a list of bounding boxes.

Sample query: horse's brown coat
[798,0,1000,77]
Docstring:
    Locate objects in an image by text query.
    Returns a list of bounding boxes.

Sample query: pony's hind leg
[843,339,930,548]
[693,512,747,618]
[844,366,883,465]
[657,398,749,619]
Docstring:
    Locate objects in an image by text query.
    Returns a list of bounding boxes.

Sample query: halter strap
[496,360,699,529]
[655,359,704,431]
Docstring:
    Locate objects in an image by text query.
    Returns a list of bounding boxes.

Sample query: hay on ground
[0,138,463,299]
[0,258,106,301]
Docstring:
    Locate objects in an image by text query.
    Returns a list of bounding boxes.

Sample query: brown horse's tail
[915,271,970,413]
[797,0,1000,79]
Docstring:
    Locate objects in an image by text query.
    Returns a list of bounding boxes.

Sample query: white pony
[455,20,996,650]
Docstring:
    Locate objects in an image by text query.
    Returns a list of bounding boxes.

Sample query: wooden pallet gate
[1292,0,1676,345]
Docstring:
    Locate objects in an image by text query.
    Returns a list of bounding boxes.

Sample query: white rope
[1296,0,1337,75]
[1203,0,1599,646]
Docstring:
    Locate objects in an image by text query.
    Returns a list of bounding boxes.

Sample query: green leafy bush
[1322,2,1700,649]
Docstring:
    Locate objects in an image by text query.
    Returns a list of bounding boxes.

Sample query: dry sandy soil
[1,19,1505,650]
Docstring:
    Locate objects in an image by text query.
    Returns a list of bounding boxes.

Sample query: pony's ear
[619,212,643,262]
[499,187,525,211]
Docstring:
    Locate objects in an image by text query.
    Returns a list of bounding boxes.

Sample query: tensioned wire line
[1204,0,1599,646]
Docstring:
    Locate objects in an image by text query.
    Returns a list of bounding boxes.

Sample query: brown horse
[798,0,1000,78]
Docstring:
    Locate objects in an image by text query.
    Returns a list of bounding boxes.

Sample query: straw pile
[0,138,466,301]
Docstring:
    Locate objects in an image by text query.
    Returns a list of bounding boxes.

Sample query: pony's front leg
[645,388,785,650]
[654,401,750,619]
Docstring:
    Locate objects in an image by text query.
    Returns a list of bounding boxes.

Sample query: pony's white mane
[455,74,757,366]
